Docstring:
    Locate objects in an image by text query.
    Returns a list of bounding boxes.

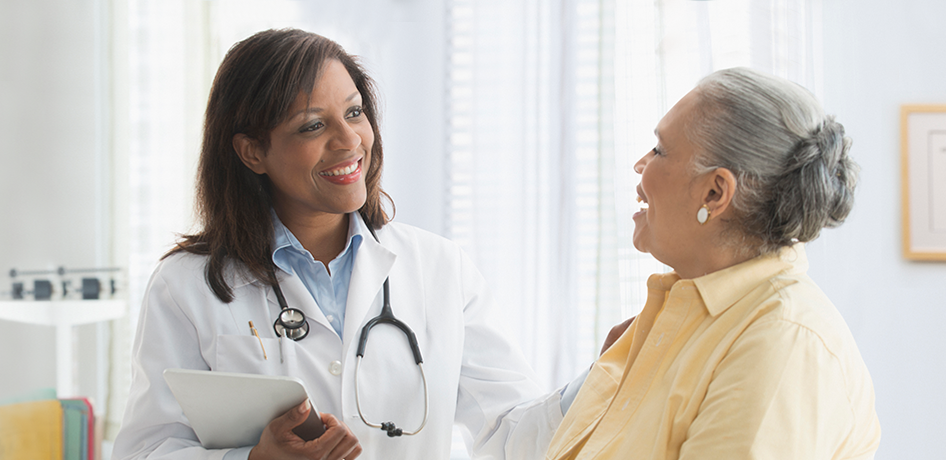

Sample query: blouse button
[329,360,343,376]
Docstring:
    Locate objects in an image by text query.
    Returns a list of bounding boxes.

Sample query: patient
[546,67,881,459]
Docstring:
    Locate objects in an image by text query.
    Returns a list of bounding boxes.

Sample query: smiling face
[236,59,374,224]
[632,89,708,271]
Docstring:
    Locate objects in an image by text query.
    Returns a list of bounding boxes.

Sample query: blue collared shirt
[271,212,364,338]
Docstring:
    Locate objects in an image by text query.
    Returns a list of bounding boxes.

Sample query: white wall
[0,0,111,403]
[812,0,946,457]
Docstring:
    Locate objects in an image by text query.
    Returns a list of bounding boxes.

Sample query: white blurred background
[1,0,944,458]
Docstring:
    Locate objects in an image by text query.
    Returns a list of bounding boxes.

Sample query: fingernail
[299,399,310,414]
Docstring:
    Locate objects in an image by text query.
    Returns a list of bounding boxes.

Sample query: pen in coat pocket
[249,321,267,360]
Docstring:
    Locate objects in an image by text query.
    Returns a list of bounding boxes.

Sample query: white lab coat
[112,217,564,460]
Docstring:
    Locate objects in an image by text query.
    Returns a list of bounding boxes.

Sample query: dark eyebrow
[290,91,362,118]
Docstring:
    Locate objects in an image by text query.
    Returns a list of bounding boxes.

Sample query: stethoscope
[270,215,429,438]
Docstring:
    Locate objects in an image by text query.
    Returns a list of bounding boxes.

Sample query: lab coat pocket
[215,334,294,375]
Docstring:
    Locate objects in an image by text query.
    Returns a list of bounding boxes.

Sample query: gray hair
[688,67,858,256]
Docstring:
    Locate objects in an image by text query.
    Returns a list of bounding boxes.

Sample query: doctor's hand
[249,400,362,460]
[600,316,636,356]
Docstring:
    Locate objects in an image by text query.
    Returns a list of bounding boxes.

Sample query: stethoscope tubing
[354,281,424,364]
[269,212,429,437]
[354,357,429,437]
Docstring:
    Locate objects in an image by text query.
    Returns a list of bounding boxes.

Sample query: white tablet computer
[163,368,325,449]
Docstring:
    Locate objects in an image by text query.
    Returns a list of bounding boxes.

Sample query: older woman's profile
[547,67,880,460]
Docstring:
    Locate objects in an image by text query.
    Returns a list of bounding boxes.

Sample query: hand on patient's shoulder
[600,316,636,356]
[249,401,362,460]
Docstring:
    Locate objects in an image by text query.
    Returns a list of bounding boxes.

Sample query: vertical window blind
[445,0,612,396]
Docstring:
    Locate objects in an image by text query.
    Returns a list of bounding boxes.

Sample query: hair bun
[783,118,843,173]
[772,116,858,242]
[815,117,849,176]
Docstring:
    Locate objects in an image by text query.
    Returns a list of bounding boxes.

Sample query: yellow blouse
[547,245,880,459]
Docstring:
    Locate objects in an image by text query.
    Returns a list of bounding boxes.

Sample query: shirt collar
[271,211,367,274]
[691,243,808,317]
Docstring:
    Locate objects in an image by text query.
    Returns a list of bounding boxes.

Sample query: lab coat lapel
[342,227,396,353]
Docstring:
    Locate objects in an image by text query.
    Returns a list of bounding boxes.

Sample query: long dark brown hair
[168,28,391,303]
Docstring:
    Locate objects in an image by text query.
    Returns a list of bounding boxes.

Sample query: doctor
[113,29,583,460]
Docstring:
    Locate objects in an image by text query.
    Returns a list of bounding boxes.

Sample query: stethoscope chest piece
[270,270,309,341]
[273,307,309,340]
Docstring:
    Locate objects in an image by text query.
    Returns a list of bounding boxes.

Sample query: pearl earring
[697,205,710,225]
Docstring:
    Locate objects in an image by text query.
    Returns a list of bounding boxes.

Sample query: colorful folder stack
[0,397,95,460]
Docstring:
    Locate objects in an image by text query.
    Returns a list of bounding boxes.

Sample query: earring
[697,204,710,225]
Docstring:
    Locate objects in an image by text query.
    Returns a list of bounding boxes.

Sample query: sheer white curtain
[108,0,207,439]
[445,0,611,390]
[444,0,824,396]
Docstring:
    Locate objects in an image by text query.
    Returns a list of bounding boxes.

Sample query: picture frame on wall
[901,105,946,261]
